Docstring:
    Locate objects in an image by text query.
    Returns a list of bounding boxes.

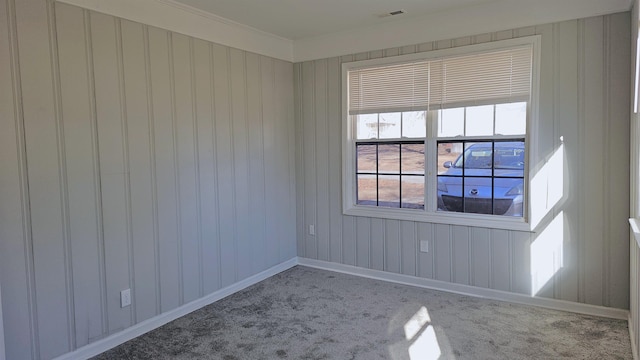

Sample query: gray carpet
[94,266,631,360]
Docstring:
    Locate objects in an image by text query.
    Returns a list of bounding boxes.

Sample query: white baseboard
[630,313,639,360]
[297,257,629,320]
[53,258,298,360]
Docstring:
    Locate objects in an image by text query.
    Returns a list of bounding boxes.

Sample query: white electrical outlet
[420,240,429,253]
[309,225,315,236]
[120,289,131,308]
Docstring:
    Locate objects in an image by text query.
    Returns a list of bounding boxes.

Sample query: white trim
[54,0,294,62]
[630,313,639,360]
[341,37,540,232]
[297,257,630,320]
[293,0,631,62]
[631,218,640,248]
[52,258,298,360]
[343,206,531,232]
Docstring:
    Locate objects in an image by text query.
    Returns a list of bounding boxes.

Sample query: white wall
[0,0,296,359]
[295,13,631,309]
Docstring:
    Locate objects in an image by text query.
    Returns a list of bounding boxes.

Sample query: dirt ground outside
[355,143,462,208]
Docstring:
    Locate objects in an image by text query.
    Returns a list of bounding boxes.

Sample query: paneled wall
[295,13,630,309]
[0,1,296,359]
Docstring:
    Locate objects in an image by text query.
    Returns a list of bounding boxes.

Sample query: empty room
[2,0,640,359]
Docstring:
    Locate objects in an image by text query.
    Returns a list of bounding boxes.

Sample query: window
[356,112,426,209]
[342,37,539,230]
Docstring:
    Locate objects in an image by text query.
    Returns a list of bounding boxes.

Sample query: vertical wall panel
[302,61,318,259]
[122,21,159,322]
[471,228,491,289]
[56,4,104,346]
[434,224,451,282]
[246,52,267,274]
[172,34,200,303]
[147,26,181,313]
[370,219,385,271]
[16,0,72,356]
[262,56,282,267]
[229,48,251,281]
[277,58,297,261]
[490,230,510,292]
[0,0,36,358]
[193,39,220,295]
[356,217,371,268]
[511,232,532,295]
[555,19,579,303]
[121,19,158,323]
[90,12,132,334]
[385,220,401,273]
[452,226,470,285]
[580,16,605,306]
[401,221,416,276]
[314,59,331,261]
[605,12,631,309]
[327,57,343,264]
[211,44,237,288]
[294,62,306,258]
[342,216,357,265]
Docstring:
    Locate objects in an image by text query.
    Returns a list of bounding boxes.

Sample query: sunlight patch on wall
[530,211,564,295]
[530,143,564,229]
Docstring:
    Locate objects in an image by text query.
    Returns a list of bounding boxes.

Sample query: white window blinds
[348,45,532,115]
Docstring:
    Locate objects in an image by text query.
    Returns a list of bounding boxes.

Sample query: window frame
[341,36,541,231]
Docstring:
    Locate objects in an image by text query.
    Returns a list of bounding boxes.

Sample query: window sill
[344,205,531,232]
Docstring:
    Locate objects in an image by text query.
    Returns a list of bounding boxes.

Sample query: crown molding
[55,0,630,63]
[293,0,632,62]
[55,0,294,62]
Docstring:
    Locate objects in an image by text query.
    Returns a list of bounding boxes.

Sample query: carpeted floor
[94,266,632,360]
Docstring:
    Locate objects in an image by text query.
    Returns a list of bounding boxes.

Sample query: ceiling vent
[379,9,405,18]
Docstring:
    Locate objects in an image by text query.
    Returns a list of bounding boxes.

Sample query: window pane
[495,102,526,135]
[402,111,426,138]
[465,105,494,136]
[356,114,378,139]
[378,144,400,174]
[379,112,401,138]
[402,176,424,209]
[438,142,463,175]
[378,175,400,208]
[494,178,524,216]
[357,175,377,206]
[463,177,492,214]
[494,141,525,177]
[437,140,525,217]
[438,108,464,137]
[463,142,492,177]
[357,144,377,173]
[401,143,424,175]
[437,176,462,213]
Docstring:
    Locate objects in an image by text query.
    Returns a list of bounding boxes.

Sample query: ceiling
[56,0,634,61]
[173,0,502,40]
